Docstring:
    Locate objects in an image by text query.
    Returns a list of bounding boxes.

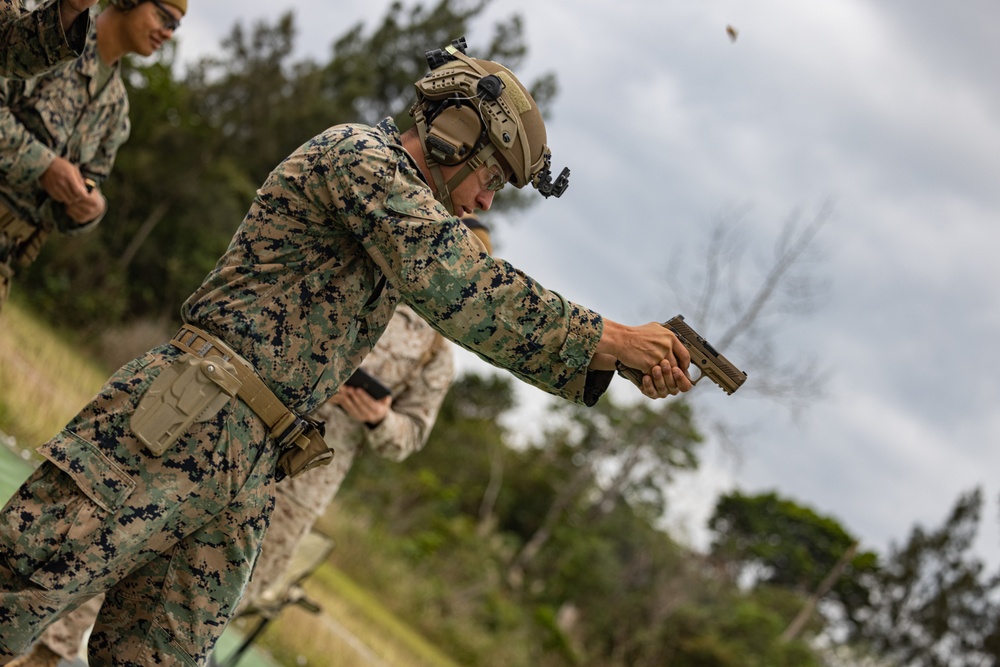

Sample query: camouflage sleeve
[0,77,58,187]
[61,93,131,234]
[0,0,89,79]
[364,340,455,462]
[321,139,604,405]
[82,93,130,183]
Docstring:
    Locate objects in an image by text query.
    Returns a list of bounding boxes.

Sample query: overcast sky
[175,0,1000,563]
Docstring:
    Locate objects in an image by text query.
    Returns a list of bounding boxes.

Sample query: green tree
[505,397,702,586]
[330,371,831,666]
[322,0,546,128]
[856,487,1000,666]
[708,490,878,635]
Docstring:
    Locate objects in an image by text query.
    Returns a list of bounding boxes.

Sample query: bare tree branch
[664,202,834,414]
[717,202,833,351]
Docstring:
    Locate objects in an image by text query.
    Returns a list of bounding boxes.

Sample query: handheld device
[344,368,392,400]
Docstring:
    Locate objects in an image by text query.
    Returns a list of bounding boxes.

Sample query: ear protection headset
[418,38,484,166]
[423,101,486,167]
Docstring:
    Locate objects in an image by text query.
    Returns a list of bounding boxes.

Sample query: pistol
[615,315,748,395]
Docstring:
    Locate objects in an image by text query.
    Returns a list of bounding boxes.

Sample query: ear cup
[424,103,484,166]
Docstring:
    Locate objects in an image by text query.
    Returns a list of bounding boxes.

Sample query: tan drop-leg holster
[130,323,334,479]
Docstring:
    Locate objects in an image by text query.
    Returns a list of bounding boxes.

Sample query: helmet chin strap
[427,163,455,215]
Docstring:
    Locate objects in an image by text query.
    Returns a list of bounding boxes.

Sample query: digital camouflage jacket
[182,118,610,416]
[0,4,129,234]
[0,0,89,79]
[0,118,609,663]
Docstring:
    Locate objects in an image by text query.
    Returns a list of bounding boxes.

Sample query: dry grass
[94,315,175,371]
[0,302,108,447]
[254,563,462,667]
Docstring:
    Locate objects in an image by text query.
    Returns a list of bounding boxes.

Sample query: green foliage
[661,594,821,667]
[330,373,821,666]
[324,0,531,128]
[708,490,878,632]
[708,487,1000,664]
[855,487,1000,666]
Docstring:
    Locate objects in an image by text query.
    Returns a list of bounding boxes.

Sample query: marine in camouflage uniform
[21,222,488,665]
[0,0,93,79]
[0,0,184,312]
[0,43,692,665]
[1,2,186,666]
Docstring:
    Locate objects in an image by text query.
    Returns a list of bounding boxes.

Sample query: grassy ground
[0,302,460,667]
[0,301,108,447]
[249,563,463,667]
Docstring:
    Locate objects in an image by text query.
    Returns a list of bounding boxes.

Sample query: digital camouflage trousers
[0,345,277,666]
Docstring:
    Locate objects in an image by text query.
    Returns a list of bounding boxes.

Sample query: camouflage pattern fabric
[0,345,276,664]
[26,305,454,657]
[0,118,607,663]
[28,594,104,661]
[240,304,454,610]
[0,4,129,236]
[235,475,316,615]
[287,304,454,518]
[182,118,604,414]
[0,0,90,80]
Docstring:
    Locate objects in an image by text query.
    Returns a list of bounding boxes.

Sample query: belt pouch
[276,419,333,480]
[131,353,242,456]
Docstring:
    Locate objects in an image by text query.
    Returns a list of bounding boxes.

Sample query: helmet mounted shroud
[411,37,570,214]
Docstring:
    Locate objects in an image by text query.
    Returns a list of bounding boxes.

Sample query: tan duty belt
[170,323,309,449]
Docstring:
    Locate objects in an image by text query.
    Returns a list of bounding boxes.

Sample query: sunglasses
[478,156,510,193]
[149,0,181,31]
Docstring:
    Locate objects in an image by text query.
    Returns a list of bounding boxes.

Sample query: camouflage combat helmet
[411,38,569,213]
